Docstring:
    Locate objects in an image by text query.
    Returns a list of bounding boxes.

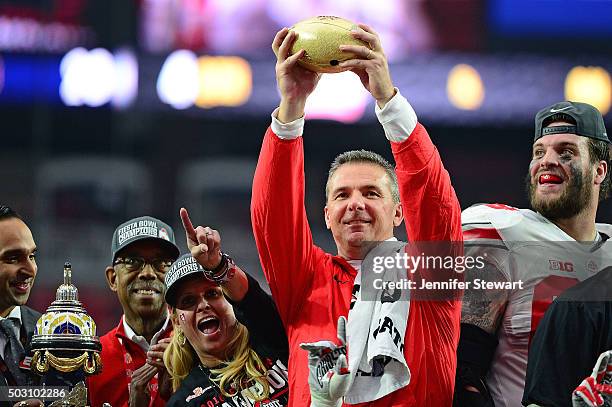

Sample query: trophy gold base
[48,382,88,407]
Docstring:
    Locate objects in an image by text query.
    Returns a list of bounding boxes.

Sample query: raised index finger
[337,316,347,345]
[180,207,197,240]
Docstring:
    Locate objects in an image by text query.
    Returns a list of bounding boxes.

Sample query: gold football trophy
[30,263,104,407]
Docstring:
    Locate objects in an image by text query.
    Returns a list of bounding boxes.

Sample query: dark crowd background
[1,0,612,333]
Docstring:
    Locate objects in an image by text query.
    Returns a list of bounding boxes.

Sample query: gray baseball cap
[164,253,208,307]
[534,101,609,143]
[111,216,180,262]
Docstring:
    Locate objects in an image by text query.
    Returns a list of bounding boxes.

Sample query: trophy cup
[30,262,103,406]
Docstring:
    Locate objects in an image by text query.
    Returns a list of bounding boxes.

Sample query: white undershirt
[345,237,400,274]
[122,313,170,352]
[270,88,417,143]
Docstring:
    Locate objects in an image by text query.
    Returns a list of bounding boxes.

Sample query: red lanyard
[117,336,159,406]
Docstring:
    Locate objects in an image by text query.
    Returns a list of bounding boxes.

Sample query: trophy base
[48,381,87,407]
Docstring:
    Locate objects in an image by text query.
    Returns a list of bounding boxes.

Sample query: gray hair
[325,150,400,203]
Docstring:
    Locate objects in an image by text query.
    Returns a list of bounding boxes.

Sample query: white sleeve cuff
[270,108,304,140]
[375,89,418,143]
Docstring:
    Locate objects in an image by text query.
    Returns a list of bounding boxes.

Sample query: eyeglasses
[113,256,174,273]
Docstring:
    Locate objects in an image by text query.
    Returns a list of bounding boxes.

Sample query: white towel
[345,241,411,404]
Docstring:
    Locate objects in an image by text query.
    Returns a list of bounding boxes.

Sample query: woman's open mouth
[198,317,220,335]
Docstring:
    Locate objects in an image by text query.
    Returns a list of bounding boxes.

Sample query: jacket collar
[20,306,41,351]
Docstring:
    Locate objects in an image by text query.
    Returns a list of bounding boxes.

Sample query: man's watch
[203,252,236,284]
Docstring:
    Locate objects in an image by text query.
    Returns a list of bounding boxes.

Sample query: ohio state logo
[549,259,574,272]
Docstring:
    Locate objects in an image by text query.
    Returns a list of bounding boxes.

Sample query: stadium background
[1,0,611,333]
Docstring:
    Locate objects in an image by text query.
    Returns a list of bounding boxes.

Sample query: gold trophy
[30,263,103,406]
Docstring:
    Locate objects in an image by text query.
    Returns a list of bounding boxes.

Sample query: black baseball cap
[164,253,208,307]
[111,216,180,262]
[534,101,609,143]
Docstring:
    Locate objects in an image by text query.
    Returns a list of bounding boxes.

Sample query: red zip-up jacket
[87,319,170,407]
[251,122,463,407]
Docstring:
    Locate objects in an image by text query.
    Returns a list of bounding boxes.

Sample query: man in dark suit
[0,205,42,406]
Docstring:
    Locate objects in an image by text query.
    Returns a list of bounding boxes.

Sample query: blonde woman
[163,210,289,406]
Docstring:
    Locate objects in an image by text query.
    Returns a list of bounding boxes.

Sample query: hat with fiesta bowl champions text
[111,216,180,262]
[534,101,609,143]
[164,253,209,307]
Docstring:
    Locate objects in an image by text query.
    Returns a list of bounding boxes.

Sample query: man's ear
[393,203,404,227]
[324,206,331,230]
[105,266,118,292]
[594,160,608,186]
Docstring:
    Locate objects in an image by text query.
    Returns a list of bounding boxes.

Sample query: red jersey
[251,123,463,407]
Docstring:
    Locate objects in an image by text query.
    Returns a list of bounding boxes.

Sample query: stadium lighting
[304,71,369,123]
[60,47,138,108]
[112,49,138,109]
[84,48,116,107]
[60,47,89,106]
[156,50,199,110]
[565,66,611,115]
[447,64,484,110]
[195,56,252,108]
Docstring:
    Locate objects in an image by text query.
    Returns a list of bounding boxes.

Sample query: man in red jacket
[251,25,463,407]
[87,216,180,407]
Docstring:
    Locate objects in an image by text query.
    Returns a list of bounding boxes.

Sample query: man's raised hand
[338,24,396,108]
[273,27,321,123]
[300,316,352,407]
